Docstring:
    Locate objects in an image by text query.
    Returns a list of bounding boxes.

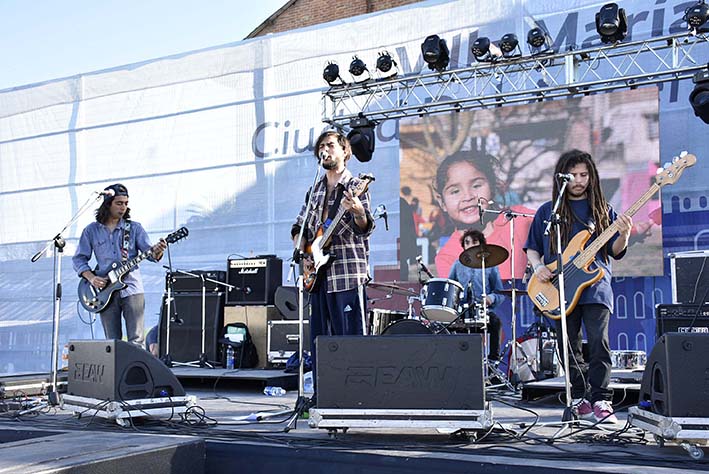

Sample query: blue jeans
[100,293,145,346]
[555,303,612,403]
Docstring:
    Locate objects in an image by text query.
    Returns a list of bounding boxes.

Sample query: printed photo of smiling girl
[432,150,535,281]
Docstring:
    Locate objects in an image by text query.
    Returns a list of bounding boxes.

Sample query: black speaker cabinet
[655,303,709,337]
[226,256,282,305]
[639,333,709,417]
[159,292,225,363]
[67,339,185,401]
[167,270,226,293]
[670,251,709,304]
[316,334,484,410]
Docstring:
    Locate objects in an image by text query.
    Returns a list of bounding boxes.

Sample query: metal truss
[322,32,709,126]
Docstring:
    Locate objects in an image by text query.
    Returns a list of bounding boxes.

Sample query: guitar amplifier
[226,256,282,305]
[267,320,310,366]
[655,303,709,338]
[167,270,226,293]
[670,250,709,304]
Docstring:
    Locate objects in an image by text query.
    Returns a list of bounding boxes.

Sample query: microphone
[556,173,574,181]
[243,286,252,295]
[373,204,389,231]
[382,208,389,231]
[318,151,328,163]
[415,255,434,279]
[97,189,115,197]
[478,197,493,225]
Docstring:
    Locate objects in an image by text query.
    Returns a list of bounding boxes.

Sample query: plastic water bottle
[226,346,235,370]
[263,386,286,397]
[303,371,314,394]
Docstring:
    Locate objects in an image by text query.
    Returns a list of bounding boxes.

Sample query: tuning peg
[679,150,688,158]
[656,167,664,175]
[663,162,671,169]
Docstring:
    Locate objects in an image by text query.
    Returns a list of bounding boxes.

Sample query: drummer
[448,229,505,362]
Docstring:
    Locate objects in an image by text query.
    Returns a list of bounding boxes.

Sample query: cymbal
[459,244,509,269]
[367,281,417,296]
[498,288,527,295]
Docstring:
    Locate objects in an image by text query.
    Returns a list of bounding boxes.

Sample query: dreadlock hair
[460,228,487,247]
[551,149,610,262]
[95,197,131,224]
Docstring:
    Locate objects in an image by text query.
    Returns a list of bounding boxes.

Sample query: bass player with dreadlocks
[524,150,632,424]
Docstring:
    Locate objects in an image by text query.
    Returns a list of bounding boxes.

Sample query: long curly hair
[551,149,610,262]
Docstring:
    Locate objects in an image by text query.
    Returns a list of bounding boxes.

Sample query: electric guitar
[302,173,375,293]
[77,227,189,313]
[527,152,695,319]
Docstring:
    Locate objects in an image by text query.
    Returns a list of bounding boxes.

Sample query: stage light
[689,69,709,124]
[527,27,553,55]
[376,51,398,79]
[595,3,628,44]
[349,56,371,83]
[421,35,450,72]
[499,33,521,57]
[684,1,709,31]
[347,115,376,163]
[323,62,344,86]
[471,37,502,62]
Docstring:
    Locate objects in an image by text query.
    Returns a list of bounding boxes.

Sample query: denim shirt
[72,219,154,298]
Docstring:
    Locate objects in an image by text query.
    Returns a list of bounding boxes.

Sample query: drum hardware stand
[481,201,534,389]
[31,191,105,406]
[543,176,576,434]
[165,268,235,368]
[284,153,324,432]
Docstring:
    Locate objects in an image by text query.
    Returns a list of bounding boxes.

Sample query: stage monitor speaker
[639,333,709,417]
[226,256,282,306]
[67,339,185,401]
[159,292,225,363]
[316,334,484,410]
[655,303,709,338]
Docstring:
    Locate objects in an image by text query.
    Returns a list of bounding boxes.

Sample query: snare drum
[381,318,449,335]
[421,278,463,322]
[611,350,647,370]
[368,309,407,335]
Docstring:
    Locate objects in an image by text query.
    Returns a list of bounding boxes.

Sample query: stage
[0,368,707,473]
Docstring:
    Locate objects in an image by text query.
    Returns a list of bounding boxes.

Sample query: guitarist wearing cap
[72,183,167,347]
[524,150,632,424]
[291,131,375,391]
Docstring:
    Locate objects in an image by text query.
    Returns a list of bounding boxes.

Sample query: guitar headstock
[166,227,189,244]
[351,173,375,197]
[655,152,696,187]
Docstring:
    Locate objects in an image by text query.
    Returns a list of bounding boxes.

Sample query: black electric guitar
[527,152,695,319]
[78,227,189,313]
[302,173,375,293]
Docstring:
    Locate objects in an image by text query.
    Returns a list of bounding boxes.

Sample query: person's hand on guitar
[89,274,108,290]
[342,189,367,228]
[151,239,167,260]
[533,263,554,283]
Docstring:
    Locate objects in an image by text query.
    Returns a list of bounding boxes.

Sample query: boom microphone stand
[285,155,324,432]
[543,177,576,427]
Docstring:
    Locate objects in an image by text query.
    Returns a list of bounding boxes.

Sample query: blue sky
[0,0,288,91]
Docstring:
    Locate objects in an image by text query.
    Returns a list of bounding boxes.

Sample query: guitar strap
[323,185,345,230]
[121,220,132,262]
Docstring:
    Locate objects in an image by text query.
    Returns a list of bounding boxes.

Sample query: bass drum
[381,319,449,335]
[368,309,407,335]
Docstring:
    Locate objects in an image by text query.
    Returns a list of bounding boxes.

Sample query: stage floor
[1,369,708,473]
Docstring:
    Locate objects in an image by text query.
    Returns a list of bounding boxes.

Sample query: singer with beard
[432,151,535,280]
[448,229,505,362]
[72,183,167,347]
[291,130,375,395]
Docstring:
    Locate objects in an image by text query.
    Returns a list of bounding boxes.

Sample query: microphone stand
[168,268,235,368]
[481,204,534,389]
[285,157,323,432]
[31,191,104,406]
[543,178,576,430]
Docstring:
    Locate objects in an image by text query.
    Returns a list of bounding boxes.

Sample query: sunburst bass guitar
[302,173,375,293]
[527,152,695,319]
[78,227,189,313]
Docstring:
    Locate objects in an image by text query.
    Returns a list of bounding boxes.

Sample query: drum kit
[367,242,526,390]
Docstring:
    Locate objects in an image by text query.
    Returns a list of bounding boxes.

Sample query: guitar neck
[114,250,152,278]
[575,182,660,267]
[320,206,348,248]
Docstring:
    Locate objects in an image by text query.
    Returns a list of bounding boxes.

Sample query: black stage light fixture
[689,69,709,124]
[347,115,376,163]
[376,51,398,79]
[421,35,450,72]
[527,27,553,55]
[499,33,521,57]
[684,1,709,31]
[349,55,370,82]
[471,37,502,62]
[323,62,344,86]
[595,3,628,44]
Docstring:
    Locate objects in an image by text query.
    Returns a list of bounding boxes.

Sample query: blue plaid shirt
[293,169,375,293]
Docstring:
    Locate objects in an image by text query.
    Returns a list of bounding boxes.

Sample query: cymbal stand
[544,177,576,432]
[31,191,104,406]
[482,204,534,388]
